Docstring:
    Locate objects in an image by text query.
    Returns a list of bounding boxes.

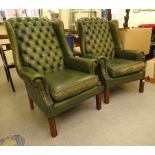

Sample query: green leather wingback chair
[76,18,145,104]
[5,17,102,137]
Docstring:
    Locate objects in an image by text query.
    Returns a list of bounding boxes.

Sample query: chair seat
[107,58,145,78]
[45,69,98,102]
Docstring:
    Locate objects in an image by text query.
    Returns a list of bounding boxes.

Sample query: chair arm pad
[18,67,44,84]
[83,54,110,80]
[116,49,144,61]
[84,54,106,61]
[65,56,97,74]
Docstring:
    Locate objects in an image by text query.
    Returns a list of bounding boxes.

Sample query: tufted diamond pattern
[79,18,115,59]
[12,17,64,73]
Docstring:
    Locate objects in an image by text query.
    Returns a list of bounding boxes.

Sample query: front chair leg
[96,93,102,110]
[139,79,145,93]
[104,84,110,104]
[29,97,34,110]
[48,117,57,137]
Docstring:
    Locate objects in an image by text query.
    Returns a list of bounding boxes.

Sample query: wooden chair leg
[139,79,145,93]
[104,84,110,104]
[4,66,9,81]
[48,117,57,137]
[96,93,102,110]
[8,71,15,92]
[29,97,34,110]
[7,68,15,92]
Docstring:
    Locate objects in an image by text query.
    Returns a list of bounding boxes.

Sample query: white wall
[59,9,101,29]
[59,9,70,29]
[129,10,155,28]
[112,9,155,28]
[112,9,125,28]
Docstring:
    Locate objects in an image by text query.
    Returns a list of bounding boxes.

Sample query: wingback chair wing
[5,17,102,137]
[76,18,145,104]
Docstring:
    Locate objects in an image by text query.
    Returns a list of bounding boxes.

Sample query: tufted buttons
[30,55,34,60]
[42,47,45,51]
[43,40,47,44]
[37,34,41,38]
[82,18,115,57]
[45,59,48,63]
[31,28,35,32]
[37,61,40,65]
[33,23,37,26]
[50,65,54,69]
[46,28,50,32]
[13,17,64,73]
[43,66,46,71]
[39,54,43,58]
[35,40,39,45]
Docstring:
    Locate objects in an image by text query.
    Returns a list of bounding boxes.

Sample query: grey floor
[0,66,155,146]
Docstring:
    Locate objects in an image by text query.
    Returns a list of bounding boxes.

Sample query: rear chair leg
[96,93,102,110]
[139,79,145,93]
[48,117,57,137]
[104,84,110,104]
[29,97,34,110]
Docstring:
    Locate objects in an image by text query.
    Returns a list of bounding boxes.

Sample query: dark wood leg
[104,84,110,104]
[8,70,15,92]
[139,79,145,93]
[29,97,34,110]
[48,117,57,137]
[96,94,102,110]
[4,66,9,81]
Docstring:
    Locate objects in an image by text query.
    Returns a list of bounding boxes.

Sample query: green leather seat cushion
[45,69,98,102]
[107,58,145,78]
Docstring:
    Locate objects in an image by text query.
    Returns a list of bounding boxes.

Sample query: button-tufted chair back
[7,17,64,74]
[76,18,117,59]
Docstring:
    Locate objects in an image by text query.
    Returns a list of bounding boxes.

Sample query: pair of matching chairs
[5,17,145,138]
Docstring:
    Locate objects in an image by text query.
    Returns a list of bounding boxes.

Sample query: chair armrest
[65,56,97,74]
[19,67,54,107]
[115,49,144,61]
[84,54,106,61]
[18,67,44,84]
[83,54,110,80]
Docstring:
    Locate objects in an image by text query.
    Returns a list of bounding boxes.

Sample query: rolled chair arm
[19,67,54,108]
[65,56,97,74]
[115,49,145,61]
[84,53,107,62]
[18,67,44,84]
[82,54,111,80]
[98,57,111,81]
[34,79,55,108]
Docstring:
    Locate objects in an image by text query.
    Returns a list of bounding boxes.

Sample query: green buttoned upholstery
[5,17,102,137]
[11,18,64,73]
[76,17,145,104]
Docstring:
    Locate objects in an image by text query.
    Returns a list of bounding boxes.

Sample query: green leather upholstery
[10,18,64,73]
[107,58,145,78]
[5,17,102,137]
[76,17,145,103]
[45,69,98,102]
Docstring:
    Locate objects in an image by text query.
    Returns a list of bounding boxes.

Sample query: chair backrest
[76,18,122,59]
[5,18,66,74]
